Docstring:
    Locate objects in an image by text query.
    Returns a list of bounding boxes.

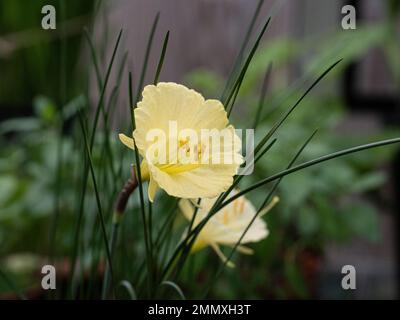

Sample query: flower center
[155,138,205,175]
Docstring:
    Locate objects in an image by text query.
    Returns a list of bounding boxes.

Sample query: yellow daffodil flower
[119,82,243,201]
[179,190,279,267]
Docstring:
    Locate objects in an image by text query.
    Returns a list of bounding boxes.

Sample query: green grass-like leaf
[154,31,170,84]
[90,29,123,149]
[222,137,400,208]
[226,17,272,116]
[134,12,160,105]
[160,281,186,300]
[221,0,265,102]
[202,129,319,297]
[78,112,114,296]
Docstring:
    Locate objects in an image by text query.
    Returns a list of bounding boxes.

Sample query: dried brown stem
[115,167,138,216]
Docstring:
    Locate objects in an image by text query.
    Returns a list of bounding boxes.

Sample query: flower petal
[133,82,206,154]
[148,177,158,202]
[178,199,195,221]
[179,199,206,227]
[119,133,135,150]
[210,217,269,245]
[150,163,237,199]
[190,99,228,131]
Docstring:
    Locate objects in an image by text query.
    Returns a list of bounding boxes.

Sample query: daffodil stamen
[210,243,235,268]
[235,245,254,255]
[259,196,280,217]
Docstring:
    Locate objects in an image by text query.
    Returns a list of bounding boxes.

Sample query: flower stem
[101,168,138,299]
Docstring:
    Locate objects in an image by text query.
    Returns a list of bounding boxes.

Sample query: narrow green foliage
[102,220,119,299]
[221,0,265,101]
[221,137,400,209]
[118,280,137,299]
[78,112,114,293]
[134,12,160,105]
[154,31,170,84]
[203,129,319,297]
[129,72,135,130]
[90,29,123,150]
[161,281,186,300]
[84,27,103,90]
[226,17,272,116]
[254,59,343,156]
[253,62,272,129]
[0,268,27,300]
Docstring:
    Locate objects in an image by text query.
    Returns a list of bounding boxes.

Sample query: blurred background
[0,0,399,299]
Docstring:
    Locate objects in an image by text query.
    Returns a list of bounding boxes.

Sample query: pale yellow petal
[132,83,236,159]
[133,82,206,153]
[139,161,151,181]
[200,190,269,245]
[241,219,269,243]
[201,125,243,166]
[148,177,158,202]
[210,211,269,245]
[178,199,195,222]
[190,235,209,252]
[149,163,237,199]
[118,133,135,150]
[179,199,208,230]
[191,99,228,131]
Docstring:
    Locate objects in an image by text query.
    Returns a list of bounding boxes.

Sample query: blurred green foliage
[183,23,399,297]
[0,0,94,108]
[0,96,81,256]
